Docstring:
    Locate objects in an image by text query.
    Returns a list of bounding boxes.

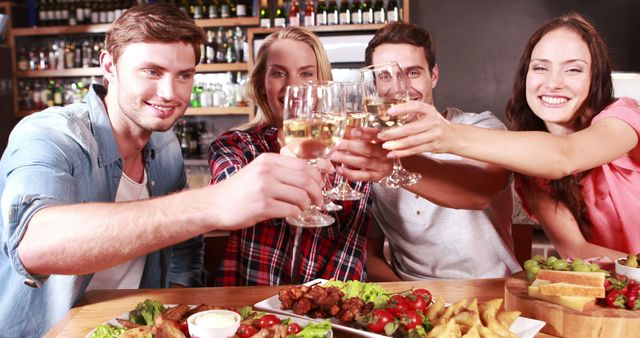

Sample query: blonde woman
[208,27,383,286]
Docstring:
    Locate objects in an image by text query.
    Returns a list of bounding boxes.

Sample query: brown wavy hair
[105,3,205,65]
[364,21,437,73]
[506,13,615,236]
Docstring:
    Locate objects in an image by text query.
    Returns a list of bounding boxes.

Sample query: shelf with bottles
[258,0,407,29]
[16,76,98,117]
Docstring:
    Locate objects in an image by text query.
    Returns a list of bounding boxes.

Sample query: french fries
[426,298,520,338]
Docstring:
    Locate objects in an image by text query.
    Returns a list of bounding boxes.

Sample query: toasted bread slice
[537,282,605,298]
[536,270,605,287]
[528,285,595,312]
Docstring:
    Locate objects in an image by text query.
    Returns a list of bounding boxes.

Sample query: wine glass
[282,84,346,227]
[360,62,421,189]
[330,82,366,201]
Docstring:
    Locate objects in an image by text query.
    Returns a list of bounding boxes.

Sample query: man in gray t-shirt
[363,22,521,280]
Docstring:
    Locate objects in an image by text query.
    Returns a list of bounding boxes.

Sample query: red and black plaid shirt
[208,123,372,286]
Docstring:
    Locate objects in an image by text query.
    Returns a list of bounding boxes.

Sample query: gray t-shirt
[371,108,522,280]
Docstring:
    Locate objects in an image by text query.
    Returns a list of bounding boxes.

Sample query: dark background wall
[411,0,640,121]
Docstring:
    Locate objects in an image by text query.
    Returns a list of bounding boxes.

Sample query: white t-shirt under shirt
[371,108,522,280]
[86,170,149,290]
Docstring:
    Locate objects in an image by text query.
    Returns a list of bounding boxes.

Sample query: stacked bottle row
[259,0,401,28]
[174,119,214,157]
[200,27,248,64]
[15,35,104,71]
[37,0,141,27]
[171,0,253,19]
[190,72,249,108]
[17,77,97,111]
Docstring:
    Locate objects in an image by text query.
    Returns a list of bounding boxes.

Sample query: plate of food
[86,299,332,338]
[254,279,545,338]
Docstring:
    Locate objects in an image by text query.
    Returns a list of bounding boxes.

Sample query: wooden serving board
[504,271,640,338]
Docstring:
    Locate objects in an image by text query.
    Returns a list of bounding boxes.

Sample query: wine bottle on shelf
[205,30,216,64]
[219,0,230,18]
[274,0,286,27]
[192,0,204,20]
[386,0,400,22]
[288,0,300,27]
[316,0,328,26]
[304,0,315,27]
[350,0,362,24]
[327,0,338,25]
[361,0,373,24]
[208,0,219,18]
[236,0,248,17]
[259,0,270,28]
[373,0,384,24]
[338,0,350,25]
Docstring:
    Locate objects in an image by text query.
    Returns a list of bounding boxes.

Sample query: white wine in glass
[282,84,346,227]
[360,62,421,189]
[331,82,367,201]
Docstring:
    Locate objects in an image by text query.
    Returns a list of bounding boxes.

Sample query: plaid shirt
[209,123,372,286]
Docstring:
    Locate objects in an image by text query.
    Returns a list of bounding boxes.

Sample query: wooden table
[46,278,555,337]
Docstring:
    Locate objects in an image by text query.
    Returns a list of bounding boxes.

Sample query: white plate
[85,304,333,338]
[254,279,546,338]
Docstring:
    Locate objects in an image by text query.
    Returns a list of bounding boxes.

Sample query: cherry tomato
[287,322,302,334]
[387,295,410,318]
[178,318,190,337]
[367,309,395,333]
[407,294,428,312]
[258,314,282,329]
[236,324,258,338]
[401,310,423,330]
[413,288,432,302]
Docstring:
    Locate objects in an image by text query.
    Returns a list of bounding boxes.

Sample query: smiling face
[371,43,438,104]
[525,27,591,135]
[264,39,319,124]
[105,41,196,136]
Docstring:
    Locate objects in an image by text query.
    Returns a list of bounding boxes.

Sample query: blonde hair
[243,27,333,129]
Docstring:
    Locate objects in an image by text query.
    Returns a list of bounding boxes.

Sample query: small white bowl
[615,258,640,281]
[187,309,241,338]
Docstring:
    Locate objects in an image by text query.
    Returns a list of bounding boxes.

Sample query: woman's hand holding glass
[282,84,346,227]
[359,62,421,189]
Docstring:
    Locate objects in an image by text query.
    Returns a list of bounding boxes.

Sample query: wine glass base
[286,210,335,228]
[378,170,421,189]
[331,184,364,201]
[323,201,343,212]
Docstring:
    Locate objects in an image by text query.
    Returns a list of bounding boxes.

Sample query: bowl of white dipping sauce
[187,309,241,338]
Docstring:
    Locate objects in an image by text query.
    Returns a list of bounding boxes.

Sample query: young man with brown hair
[337,22,521,281]
[0,4,323,335]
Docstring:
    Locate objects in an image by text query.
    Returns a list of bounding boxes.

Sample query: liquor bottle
[338,0,350,25]
[236,0,247,17]
[192,0,204,20]
[361,0,373,24]
[90,0,99,24]
[259,0,270,28]
[225,29,237,63]
[373,0,384,24]
[350,0,361,24]
[177,0,190,16]
[68,0,78,26]
[316,0,327,26]
[208,0,219,18]
[38,0,47,27]
[215,27,226,62]
[288,0,300,27]
[219,0,230,18]
[327,0,338,25]
[82,0,92,24]
[17,47,29,71]
[75,0,86,25]
[274,0,286,27]
[205,30,216,64]
[386,0,400,22]
[304,0,315,27]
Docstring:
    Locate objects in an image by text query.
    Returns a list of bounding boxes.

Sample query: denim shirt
[0,85,205,337]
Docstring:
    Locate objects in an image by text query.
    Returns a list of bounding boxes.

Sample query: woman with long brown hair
[378,13,640,259]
